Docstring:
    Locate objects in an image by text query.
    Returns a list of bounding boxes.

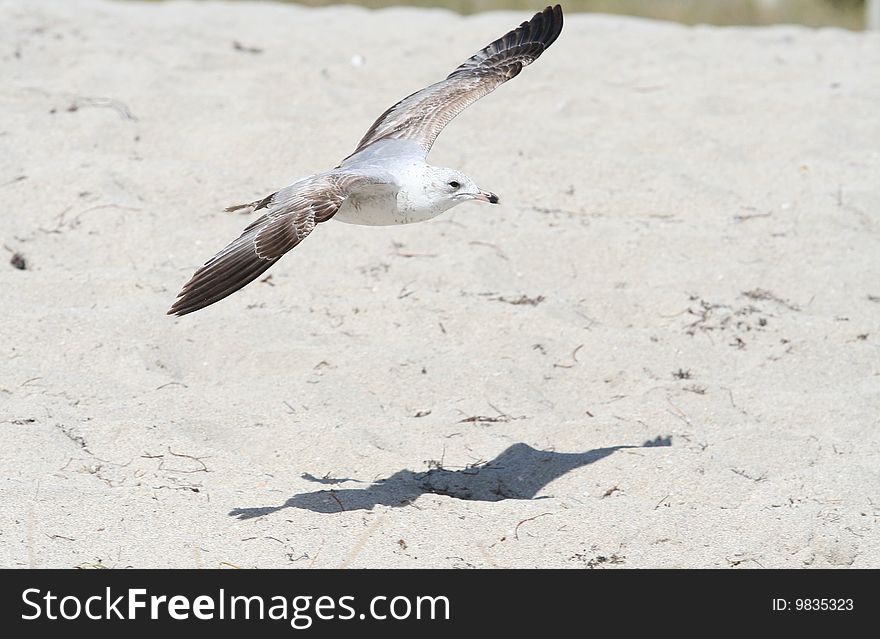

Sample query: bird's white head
[415,167,499,215]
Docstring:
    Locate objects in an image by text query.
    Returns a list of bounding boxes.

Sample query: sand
[1,0,879,569]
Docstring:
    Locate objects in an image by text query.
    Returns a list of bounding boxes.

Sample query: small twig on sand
[741,288,800,312]
[155,381,188,391]
[553,344,584,369]
[491,294,545,306]
[601,485,621,499]
[160,447,210,473]
[391,241,437,258]
[514,512,552,540]
[458,402,526,424]
[0,175,26,188]
[329,491,345,512]
[468,240,509,261]
[66,96,137,121]
[233,41,263,54]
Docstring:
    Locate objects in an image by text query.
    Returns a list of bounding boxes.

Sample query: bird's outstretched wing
[345,4,563,160]
[168,173,394,316]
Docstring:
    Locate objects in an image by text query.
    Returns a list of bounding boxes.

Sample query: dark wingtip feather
[538,5,564,50]
[448,4,564,80]
[167,231,278,317]
[511,5,563,50]
[544,4,564,48]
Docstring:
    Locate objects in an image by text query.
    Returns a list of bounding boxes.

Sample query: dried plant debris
[683,384,707,395]
[586,554,626,568]
[569,550,626,568]
[53,96,137,121]
[10,252,27,270]
[741,288,800,311]
[643,435,672,447]
[459,414,512,424]
[233,41,263,54]
[301,473,362,485]
[682,290,799,345]
[457,402,527,425]
[491,294,545,306]
[553,344,583,369]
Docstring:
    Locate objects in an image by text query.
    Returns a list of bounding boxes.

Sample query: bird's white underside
[332,140,465,226]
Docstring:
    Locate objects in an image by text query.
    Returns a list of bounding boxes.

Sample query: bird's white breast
[333,165,447,226]
[333,187,405,226]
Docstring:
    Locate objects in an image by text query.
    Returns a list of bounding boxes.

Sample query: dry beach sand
[1,0,879,568]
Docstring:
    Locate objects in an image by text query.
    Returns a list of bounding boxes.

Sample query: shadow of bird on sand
[229,437,670,518]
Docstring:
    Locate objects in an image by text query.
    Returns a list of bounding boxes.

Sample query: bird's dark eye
[448,181,460,189]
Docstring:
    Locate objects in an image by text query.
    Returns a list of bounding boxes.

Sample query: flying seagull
[168,5,563,316]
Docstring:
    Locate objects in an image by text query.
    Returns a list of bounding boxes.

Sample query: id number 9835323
[772,598,854,612]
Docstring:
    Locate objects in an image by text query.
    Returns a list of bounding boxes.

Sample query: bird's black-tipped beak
[474,190,499,204]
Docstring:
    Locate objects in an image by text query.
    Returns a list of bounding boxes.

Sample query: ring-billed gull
[169,5,563,316]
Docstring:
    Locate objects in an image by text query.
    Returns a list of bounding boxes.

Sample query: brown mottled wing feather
[168,173,385,316]
[347,5,563,159]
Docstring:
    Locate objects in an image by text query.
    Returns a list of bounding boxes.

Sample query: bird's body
[169,6,563,316]
[334,139,438,226]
